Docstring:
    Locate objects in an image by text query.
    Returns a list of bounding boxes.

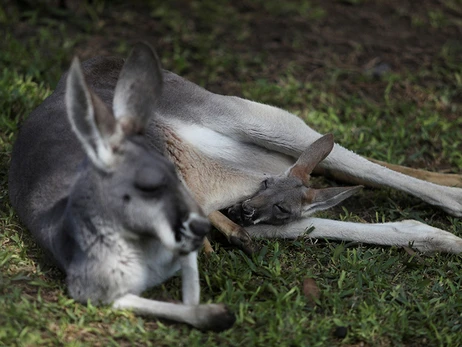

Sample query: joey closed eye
[274,204,290,215]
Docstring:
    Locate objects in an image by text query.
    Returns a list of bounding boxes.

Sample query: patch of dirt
[5,0,461,172]
[9,1,462,88]
[58,1,462,90]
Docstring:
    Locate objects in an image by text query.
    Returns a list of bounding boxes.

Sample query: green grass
[1,1,462,346]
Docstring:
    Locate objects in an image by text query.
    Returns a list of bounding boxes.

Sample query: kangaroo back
[8,56,123,234]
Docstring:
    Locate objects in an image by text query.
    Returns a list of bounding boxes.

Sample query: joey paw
[230,229,257,256]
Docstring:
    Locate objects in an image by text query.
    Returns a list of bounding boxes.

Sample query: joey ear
[113,42,163,135]
[288,134,334,186]
[302,185,363,216]
[66,57,118,171]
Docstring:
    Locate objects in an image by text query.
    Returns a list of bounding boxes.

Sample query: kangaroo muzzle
[184,212,210,238]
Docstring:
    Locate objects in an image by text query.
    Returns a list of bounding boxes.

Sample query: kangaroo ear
[302,185,363,216]
[66,57,119,171]
[113,42,163,135]
[288,134,334,186]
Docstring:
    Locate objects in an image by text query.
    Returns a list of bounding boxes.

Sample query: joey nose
[242,200,255,219]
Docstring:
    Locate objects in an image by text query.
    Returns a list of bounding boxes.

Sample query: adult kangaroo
[9,42,462,331]
[8,44,235,331]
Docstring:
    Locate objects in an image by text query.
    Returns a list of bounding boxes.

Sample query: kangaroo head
[66,43,209,254]
[228,134,362,225]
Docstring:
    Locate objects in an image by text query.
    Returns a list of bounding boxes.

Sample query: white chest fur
[66,234,181,304]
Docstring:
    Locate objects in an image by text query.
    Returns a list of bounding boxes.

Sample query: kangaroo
[8,43,462,333]
[225,134,462,254]
[134,45,461,254]
[8,44,235,331]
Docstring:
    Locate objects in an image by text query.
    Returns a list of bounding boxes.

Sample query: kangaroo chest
[66,234,181,304]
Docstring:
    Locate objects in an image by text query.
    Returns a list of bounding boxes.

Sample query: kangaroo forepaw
[192,304,236,332]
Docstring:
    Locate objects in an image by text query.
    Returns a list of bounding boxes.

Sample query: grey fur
[8,41,462,336]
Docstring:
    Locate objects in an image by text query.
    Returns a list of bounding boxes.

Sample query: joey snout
[226,200,261,226]
[242,200,256,219]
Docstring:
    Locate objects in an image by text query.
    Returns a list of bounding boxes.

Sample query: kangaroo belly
[159,122,294,212]
[174,123,293,173]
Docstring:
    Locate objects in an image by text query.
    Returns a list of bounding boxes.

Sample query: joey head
[228,134,362,226]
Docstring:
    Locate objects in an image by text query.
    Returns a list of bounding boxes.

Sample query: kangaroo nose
[184,213,210,237]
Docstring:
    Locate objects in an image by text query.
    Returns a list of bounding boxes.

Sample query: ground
[1,0,461,346]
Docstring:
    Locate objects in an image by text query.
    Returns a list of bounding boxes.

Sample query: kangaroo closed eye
[134,168,166,193]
